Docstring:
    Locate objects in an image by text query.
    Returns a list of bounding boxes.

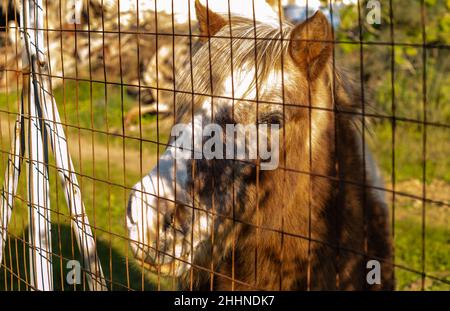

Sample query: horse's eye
[260,112,284,127]
[163,213,175,230]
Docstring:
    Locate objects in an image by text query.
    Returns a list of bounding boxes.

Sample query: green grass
[369,121,450,183]
[0,82,174,290]
[368,120,450,290]
[391,196,449,290]
[0,82,448,290]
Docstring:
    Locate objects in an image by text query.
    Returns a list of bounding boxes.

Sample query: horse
[126,1,394,290]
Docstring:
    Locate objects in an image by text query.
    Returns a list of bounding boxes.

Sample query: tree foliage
[332,0,449,124]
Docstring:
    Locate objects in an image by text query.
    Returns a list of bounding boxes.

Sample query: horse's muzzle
[126,175,189,275]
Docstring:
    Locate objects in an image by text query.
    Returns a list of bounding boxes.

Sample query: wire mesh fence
[0,0,448,291]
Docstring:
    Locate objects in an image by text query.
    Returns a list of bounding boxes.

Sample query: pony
[126,0,394,290]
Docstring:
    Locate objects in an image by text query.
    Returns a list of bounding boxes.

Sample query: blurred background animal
[0,0,288,129]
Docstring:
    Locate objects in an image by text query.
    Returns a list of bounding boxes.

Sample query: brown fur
[172,3,394,290]
[178,68,394,290]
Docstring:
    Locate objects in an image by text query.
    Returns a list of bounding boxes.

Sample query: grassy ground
[0,81,174,290]
[0,81,448,290]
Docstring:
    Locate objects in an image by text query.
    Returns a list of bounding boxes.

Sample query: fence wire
[0,0,449,291]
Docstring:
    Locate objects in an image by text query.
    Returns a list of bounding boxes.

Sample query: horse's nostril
[127,191,137,225]
[163,213,174,231]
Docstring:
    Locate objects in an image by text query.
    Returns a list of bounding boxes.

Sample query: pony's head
[127,1,336,277]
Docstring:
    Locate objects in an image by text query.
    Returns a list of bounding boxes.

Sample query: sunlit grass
[0,82,448,290]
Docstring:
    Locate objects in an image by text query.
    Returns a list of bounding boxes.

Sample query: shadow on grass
[0,224,163,291]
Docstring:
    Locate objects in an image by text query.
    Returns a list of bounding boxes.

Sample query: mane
[175,15,294,122]
[174,15,365,129]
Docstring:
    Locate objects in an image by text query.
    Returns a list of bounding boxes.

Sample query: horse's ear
[289,11,333,79]
[195,0,227,42]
